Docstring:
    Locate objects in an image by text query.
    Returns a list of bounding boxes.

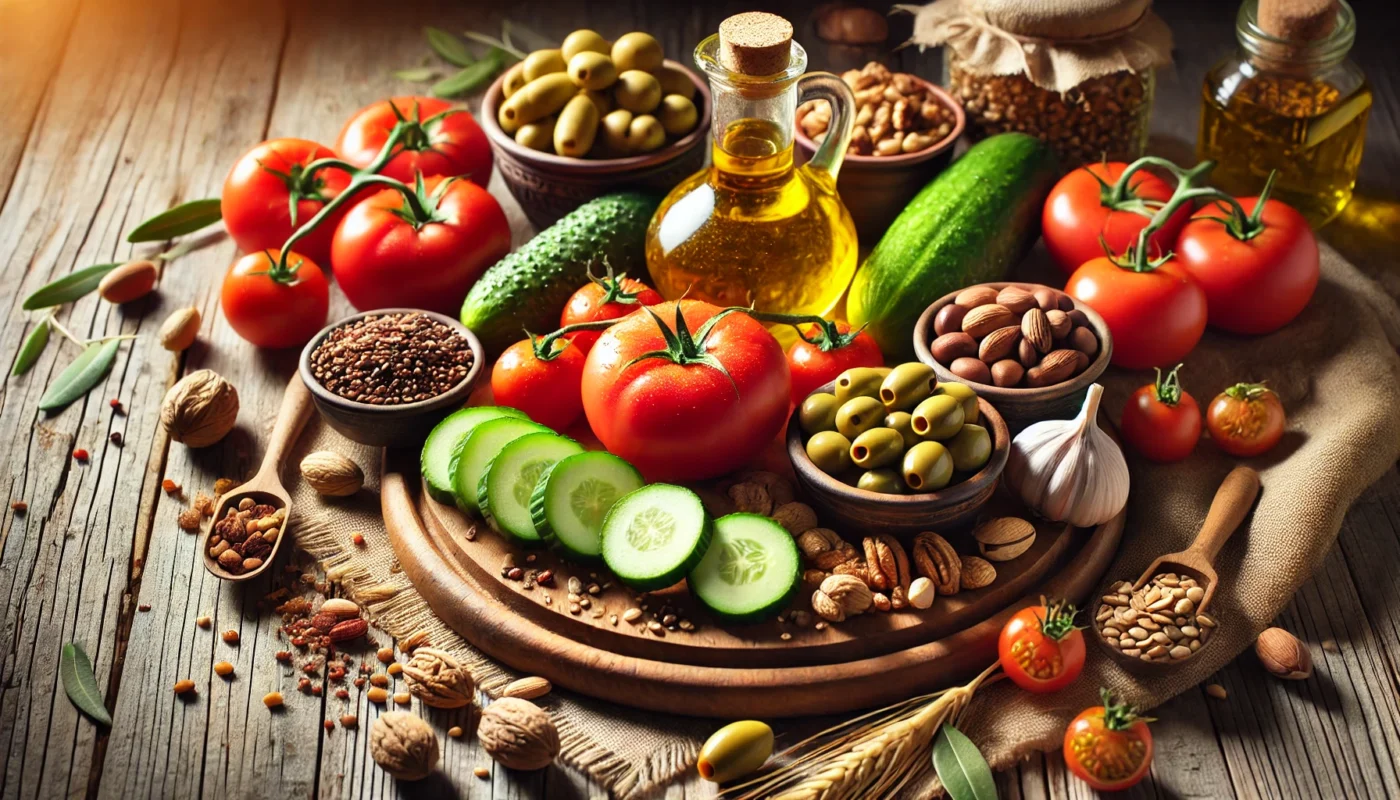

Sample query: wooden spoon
[1092,465,1261,672]
[202,373,314,582]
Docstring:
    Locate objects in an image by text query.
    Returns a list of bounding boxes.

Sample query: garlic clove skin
[1007,384,1129,527]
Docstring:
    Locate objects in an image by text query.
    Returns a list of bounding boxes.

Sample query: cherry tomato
[1043,162,1190,275]
[1064,690,1154,791]
[330,175,510,314]
[1175,195,1319,335]
[582,301,790,482]
[997,600,1086,693]
[1120,364,1201,463]
[492,337,586,432]
[220,249,329,349]
[336,97,492,186]
[1066,256,1208,370]
[1206,383,1285,457]
[559,270,663,355]
[222,139,352,266]
[786,321,884,406]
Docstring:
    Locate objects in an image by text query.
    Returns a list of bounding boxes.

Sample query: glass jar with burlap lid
[902,0,1173,167]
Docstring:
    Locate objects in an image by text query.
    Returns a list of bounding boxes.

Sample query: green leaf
[39,339,122,412]
[60,643,112,727]
[392,67,440,82]
[12,319,51,376]
[425,26,474,67]
[22,263,121,310]
[431,49,505,98]
[933,725,998,800]
[127,198,222,243]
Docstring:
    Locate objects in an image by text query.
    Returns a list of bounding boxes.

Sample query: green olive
[498,73,576,132]
[879,362,938,411]
[561,29,610,62]
[613,69,662,113]
[834,366,888,404]
[858,468,905,494]
[835,396,884,440]
[612,31,664,73]
[884,411,919,448]
[850,427,905,469]
[658,94,698,136]
[911,394,965,441]
[698,720,773,783]
[553,94,600,157]
[655,64,695,98]
[934,382,979,425]
[522,49,567,82]
[626,114,666,153]
[806,430,853,475]
[947,424,992,473]
[513,116,555,152]
[568,51,617,92]
[903,441,954,492]
[501,62,527,98]
[600,109,634,155]
[799,392,840,435]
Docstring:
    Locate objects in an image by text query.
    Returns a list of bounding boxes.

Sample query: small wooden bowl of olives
[785,363,1010,540]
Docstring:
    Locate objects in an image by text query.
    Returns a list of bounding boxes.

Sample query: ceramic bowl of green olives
[481,29,712,226]
[785,363,1009,539]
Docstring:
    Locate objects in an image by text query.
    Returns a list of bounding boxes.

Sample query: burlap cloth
[288,242,1400,798]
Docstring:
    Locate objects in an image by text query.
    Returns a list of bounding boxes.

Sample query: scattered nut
[158,306,201,351]
[1206,683,1228,700]
[959,556,997,590]
[907,576,935,609]
[222,630,239,645]
[161,370,239,448]
[213,661,234,678]
[174,679,196,696]
[478,698,560,771]
[262,691,283,708]
[300,451,364,497]
[973,517,1036,562]
[1256,627,1312,680]
[501,676,552,700]
[402,648,474,708]
[370,712,440,781]
[98,260,158,304]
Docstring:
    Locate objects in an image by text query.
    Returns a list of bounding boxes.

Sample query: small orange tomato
[1063,689,1154,791]
[1206,382,1285,457]
[997,600,1086,694]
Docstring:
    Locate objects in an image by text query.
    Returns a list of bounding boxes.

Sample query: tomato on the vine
[786,321,883,406]
[997,600,1086,694]
[1065,255,1207,370]
[1206,383,1285,457]
[492,336,587,432]
[582,301,790,482]
[336,97,492,186]
[1042,161,1191,275]
[221,138,352,266]
[1120,364,1201,463]
[220,249,329,349]
[1064,690,1155,791]
[559,269,663,355]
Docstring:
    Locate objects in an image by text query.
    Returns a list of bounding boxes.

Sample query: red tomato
[1064,690,1154,791]
[1120,364,1201,463]
[559,272,663,355]
[997,601,1086,694]
[336,97,492,186]
[786,322,884,406]
[1043,162,1189,275]
[1206,383,1285,457]
[492,337,586,432]
[220,250,329,349]
[222,139,352,266]
[1175,196,1319,335]
[1066,256,1207,370]
[330,176,510,314]
[581,301,791,482]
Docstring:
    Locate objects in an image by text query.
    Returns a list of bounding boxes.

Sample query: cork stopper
[1258,0,1337,42]
[719,12,793,76]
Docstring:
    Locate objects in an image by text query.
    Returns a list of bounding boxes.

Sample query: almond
[990,359,1023,388]
[98,260,158,304]
[995,286,1037,314]
[1032,287,1062,311]
[978,325,1021,364]
[973,517,1036,561]
[961,304,1016,338]
[1255,627,1312,679]
[1069,326,1099,356]
[931,332,977,363]
[934,304,969,336]
[954,286,999,308]
[328,618,368,642]
[1017,338,1039,368]
[501,676,552,700]
[1026,350,1079,387]
[320,598,361,618]
[158,307,201,351]
[1045,309,1072,339]
[1021,308,1052,353]
[959,555,997,589]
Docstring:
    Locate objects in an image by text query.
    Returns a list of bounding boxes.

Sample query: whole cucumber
[847,134,1059,359]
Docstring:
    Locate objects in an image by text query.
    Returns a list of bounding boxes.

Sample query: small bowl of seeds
[299,309,484,447]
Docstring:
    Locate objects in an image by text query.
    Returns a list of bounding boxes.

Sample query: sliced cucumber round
[689,514,801,624]
[452,417,548,513]
[601,484,712,592]
[478,432,585,543]
[421,406,527,504]
[529,452,644,561]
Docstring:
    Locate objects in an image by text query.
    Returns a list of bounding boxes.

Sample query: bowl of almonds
[913,283,1113,432]
[795,61,964,241]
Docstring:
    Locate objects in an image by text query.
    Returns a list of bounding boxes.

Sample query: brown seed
[933,303,969,336]
[340,714,358,728]
[949,357,991,384]
[448,725,464,738]
[394,692,411,705]
[977,326,1021,363]
[1016,337,1039,368]
[213,661,234,677]
[930,332,978,363]
[367,687,389,704]
[1206,683,1228,700]
[995,286,1037,314]
[961,304,1016,338]
[991,359,1024,388]
[387,663,403,676]
[474,767,489,778]
[1032,287,1061,311]
[98,260,158,304]
[196,616,211,628]
[370,674,389,688]
[222,630,239,645]
[158,307,201,352]
[954,286,999,308]
[263,691,283,708]
[377,647,395,663]
[1021,308,1053,353]
[1069,326,1099,356]
[1045,309,1072,339]
[174,679,196,695]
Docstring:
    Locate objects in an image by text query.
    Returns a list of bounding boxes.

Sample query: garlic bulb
[1006,384,1128,527]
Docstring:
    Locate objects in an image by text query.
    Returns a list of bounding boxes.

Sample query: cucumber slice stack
[688,514,801,623]
[601,484,713,592]
[478,432,585,543]
[452,417,549,512]
[530,452,644,561]
[421,407,527,504]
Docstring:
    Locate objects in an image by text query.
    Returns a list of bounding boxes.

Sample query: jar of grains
[904,0,1174,168]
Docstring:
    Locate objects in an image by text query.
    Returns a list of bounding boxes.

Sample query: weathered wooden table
[2,0,1397,797]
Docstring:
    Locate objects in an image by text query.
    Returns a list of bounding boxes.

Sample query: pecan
[812,544,859,571]
[912,532,960,596]
[862,533,909,598]
[328,618,368,642]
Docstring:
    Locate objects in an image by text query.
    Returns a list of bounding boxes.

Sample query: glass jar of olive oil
[1198,0,1370,225]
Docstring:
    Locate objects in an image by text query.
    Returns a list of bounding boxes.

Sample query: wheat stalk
[725,662,1000,800]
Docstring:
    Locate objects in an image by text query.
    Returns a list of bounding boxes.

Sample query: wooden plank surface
[0,1,1395,798]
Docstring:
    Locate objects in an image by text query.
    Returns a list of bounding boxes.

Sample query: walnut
[812,573,873,623]
[299,451,364,497]
[726,481,772,516]
[478,698,559,770]
[772,502,818,536]
[401,648,474,708]
[812,544,858,571]
[912,532,961,596]
[160,370,239,448]
[369,711,440,780]
[831,558,870,585]
[796,527,843,561]
[734,470,794,506]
